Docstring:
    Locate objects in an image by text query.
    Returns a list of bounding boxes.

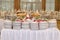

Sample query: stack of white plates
[22,22,30,29]
[4,20,12,29]
[13,21,21,30]
[39,21,48,30]
[48,19,57,28]
[30,22,39,30]
[0,19,4,32]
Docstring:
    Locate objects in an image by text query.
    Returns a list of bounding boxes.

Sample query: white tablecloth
[1,28,60,40]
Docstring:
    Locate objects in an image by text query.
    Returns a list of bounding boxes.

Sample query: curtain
[20,0,42,11]
[0,0,14,11]
[46,0,55,11]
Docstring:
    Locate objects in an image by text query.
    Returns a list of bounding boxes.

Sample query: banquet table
[4,19,57,30]
[1,28,60,40]
[0,19,57,33]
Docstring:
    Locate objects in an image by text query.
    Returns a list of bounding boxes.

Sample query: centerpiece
[16,11,27,22]
[30,11,41,22]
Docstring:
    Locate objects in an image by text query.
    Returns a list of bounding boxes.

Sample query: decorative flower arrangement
[16,12,27,21]
[16,10,49,22]
[30,11,40,20]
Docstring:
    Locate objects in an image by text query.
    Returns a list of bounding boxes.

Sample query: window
[20,0,42,11]
[0,0,14,11]
[46,0,55,11]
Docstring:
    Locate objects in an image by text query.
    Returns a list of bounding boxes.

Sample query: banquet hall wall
[14,0,60,11]
[14,0,46,10]
[0,0,60,11]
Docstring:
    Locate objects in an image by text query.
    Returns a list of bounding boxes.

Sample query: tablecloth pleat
[1,28,60,40]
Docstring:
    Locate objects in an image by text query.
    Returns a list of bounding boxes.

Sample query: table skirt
[1,28,60,40]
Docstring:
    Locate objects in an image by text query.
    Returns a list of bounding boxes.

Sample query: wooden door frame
[55,0,60,11]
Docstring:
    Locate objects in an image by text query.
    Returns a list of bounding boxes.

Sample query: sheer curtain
[46,0,55,11]
[0,0,14,11]
[20,0,42,11]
